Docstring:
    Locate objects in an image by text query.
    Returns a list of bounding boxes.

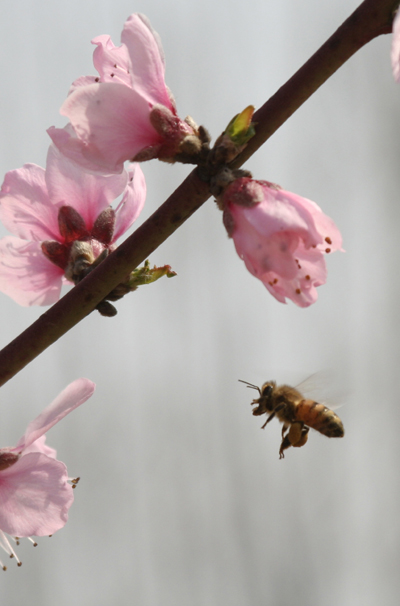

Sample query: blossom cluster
[0,6,354,565]
[0,11,344,311]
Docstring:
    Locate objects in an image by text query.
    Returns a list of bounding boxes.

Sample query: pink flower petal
[260,243,327,307]
[92,34,133,87]
[0,237,63,306]
[0,453,73,536]
[281,188,343,252]
[59,82,162,173]
[392,10,400,82]
[17,378,95,451]
[0,164,60,241]
[69,75,100,95]
[120,14,171,108]
[47,125,119,174]
[113,163,146,241]
[242,185,323,248]
[21,435,57,460]
[45,145,128,229]
[232,217,299,280]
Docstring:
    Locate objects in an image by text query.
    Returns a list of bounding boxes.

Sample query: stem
[0,0,396,387]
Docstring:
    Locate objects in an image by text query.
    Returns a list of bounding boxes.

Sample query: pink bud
[221,178,343,307]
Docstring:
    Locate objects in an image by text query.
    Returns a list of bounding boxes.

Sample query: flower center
[41,205,116,284]
[0,450,19,471]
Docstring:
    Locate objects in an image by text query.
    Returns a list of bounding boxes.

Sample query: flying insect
[240,379,344,458]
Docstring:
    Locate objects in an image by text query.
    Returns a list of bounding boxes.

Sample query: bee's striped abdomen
[296,399,344,438]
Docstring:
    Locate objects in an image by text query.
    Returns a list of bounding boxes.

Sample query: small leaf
[225,105,256,146]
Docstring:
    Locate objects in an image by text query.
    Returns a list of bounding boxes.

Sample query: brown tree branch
[0,0,397,387]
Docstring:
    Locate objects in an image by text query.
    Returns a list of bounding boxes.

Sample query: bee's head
[239,379,276,414]
[259,381,276,412]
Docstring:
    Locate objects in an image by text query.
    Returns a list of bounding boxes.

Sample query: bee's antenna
[238,379,261,394]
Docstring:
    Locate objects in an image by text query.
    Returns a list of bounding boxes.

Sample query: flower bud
[220,177,343,307]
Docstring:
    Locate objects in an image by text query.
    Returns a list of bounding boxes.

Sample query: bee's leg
[261,411,275,429]
[279,435,292,459]
[281,424,288,439]
[261,403,286,429]
[279,423,309,458]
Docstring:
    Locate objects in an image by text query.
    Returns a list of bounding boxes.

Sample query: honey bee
[240,379,344,459]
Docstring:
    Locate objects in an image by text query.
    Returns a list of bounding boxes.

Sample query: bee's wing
[295,370,346,411]
[295,370,330,397]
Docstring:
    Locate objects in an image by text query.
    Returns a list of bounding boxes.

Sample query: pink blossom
[392,9,400,82]
[48,13,198,174]
[0,144,146,306]
[0,378,95,569]
[221,178,343,307]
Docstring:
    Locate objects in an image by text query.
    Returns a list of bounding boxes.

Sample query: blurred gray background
[0,0,398,604]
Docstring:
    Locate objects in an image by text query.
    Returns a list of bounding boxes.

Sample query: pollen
[325,248,331,253]
[325,237,332,244]
[295,288,301,294]
[69,476,80,489]
[305,275,310,280]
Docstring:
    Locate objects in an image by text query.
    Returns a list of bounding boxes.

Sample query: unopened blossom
[48,13,201,174]
[221,178,342,307]
[392,9,400,82]
[0,144,146,306]
[0,378,95,569]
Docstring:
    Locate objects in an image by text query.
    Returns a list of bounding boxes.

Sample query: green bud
[225,105,256,146]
